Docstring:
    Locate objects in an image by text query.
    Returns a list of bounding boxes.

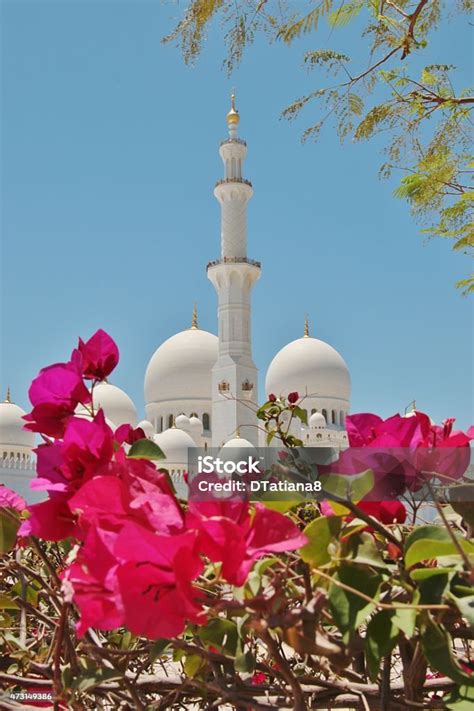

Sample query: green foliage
[300,514,341,566]
[127,438,165,460]
[404,524,474,568]
[329,564,382,643]
[0,508,20,554]
[449,483,474,526]
[166,0,474,292]
[365,609,399,681]
[420,614,474,686]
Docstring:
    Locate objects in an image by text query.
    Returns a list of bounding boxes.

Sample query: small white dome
[189,415,203,436]
[137,419,154,438]
[219,435,257,469]
[222,436,255,449]
[265,336,350,402]
[145,328,218,404]
[309,411,326,429]
[92,382,138,427]
[0,400,35,449]
[154,427,195,463]
[175,414,191,431]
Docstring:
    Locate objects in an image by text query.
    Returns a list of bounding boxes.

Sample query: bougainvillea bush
[1,330,473,711]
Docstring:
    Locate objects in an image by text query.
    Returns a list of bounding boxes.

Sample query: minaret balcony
[220,137,247,147]
[215,177,252,188]
[207,256,261,271]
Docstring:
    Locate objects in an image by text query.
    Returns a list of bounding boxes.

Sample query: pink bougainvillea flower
[0,485,26,511]
[114,423,146,445]
[76,329,119,381]
[63,527,124,637]
[251,672,267,686]
[358,500,407,525]
[340,412,473,491]
[61,410,114,484]
[187,500,307,586]
[24,357,91,437]
[30,440,66,492]
[68,470,184,538]
[412,414,473,480]
[114,523,205,639]
[30,410,115,495]
[19,495,76,541]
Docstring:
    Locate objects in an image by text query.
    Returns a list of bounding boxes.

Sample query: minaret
[208,95,261,447]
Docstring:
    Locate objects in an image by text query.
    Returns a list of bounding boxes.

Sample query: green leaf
[184,653,205,678]
[405,526,474,568]
[345,531,387,569]
[149,639,171,662]
[199,618,238,656]
[348,93,364,115]
[127,439,165,460]
[392,607,417,639]
[420,616,474,686]
[328,1,363,28]
[365,610,399,681]
[292,405,308,425]
[320,469,374,510]
[449,593,474,628]
[300,515,342,567]
[421,68,437,85]
[11,582,39,607]
[410,567,456,581]
[329,564,382,642]
[0,509,19,553]
[235,650,256,673]
[449,485,474,527]
[0,593,19,610]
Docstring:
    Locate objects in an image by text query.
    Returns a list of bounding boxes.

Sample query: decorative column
[208,95,261,447]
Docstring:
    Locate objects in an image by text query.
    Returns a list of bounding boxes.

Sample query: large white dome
[0,400,35,449]
[265,336,350,402]
[145,328,218,404]
[92,382,138,427]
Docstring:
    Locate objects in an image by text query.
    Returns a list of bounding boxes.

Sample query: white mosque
[1,97,351,501]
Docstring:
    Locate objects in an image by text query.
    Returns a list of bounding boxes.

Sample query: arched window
[311,408,317,415]
[316,433,322,440]
[168,414,174,429]
[332,410,337,425]
[340,410,345,426]
[322,409,328,421]
[202,413,210,430]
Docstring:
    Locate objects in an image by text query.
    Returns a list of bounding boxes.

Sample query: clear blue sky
[1,1,472,429]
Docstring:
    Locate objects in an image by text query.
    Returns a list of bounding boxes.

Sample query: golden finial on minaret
[226,92,240,126]
[304,315,310,338]
[236,427,241,438]
[191,303,199,329]
[4,387,11,403]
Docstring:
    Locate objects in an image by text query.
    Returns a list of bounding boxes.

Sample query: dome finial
[191,303,199,329]
[236,427,241,438]
[226,91,240,128]
[4,386,11,403]
[304,315,310,338]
